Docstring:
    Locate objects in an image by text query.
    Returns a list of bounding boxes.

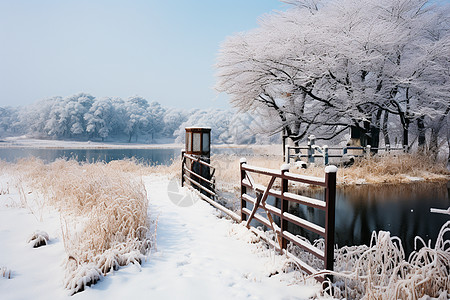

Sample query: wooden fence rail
[181,152,240,222]
[286,144,407,165]
[240,158,337,281]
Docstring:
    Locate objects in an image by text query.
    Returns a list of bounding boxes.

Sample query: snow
[0,173,321,299]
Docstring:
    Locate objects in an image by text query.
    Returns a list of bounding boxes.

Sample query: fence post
[324,165,337,281]
[280,163,290,250]
[323,145,329,165]
[286,146,291,164]
[365,145,371,157]
[181,150,186,187]
[240,158,247,222]
[308,135,316,164]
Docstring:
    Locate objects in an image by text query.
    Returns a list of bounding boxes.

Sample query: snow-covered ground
[0,173,320,299]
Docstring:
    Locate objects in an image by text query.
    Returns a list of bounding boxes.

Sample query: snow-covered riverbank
[0,171,320,299]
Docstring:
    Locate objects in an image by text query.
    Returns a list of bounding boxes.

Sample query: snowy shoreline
[0,137,278,152]
[0,169,320,299]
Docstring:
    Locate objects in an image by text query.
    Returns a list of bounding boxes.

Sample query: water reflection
[252,181,449,255]
[0,147,253,164]
[0,148,180,165]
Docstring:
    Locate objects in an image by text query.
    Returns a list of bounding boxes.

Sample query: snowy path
[0,174,319,299]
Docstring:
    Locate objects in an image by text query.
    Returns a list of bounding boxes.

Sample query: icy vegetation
[6,159,155,295]
[265,219,450,299]
[329,220,450,299]
[216,0,450,160]
[0,94,276,145]
[27,230,49,248]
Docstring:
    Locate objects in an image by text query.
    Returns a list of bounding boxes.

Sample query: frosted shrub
[27,230,49,248]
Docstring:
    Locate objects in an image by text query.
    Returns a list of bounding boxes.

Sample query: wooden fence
[181,152,240,222]
[181,152,338,282]
[286,144,407,165]
[240,158,337,281]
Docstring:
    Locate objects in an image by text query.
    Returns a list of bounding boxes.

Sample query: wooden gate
[240,158,337,281]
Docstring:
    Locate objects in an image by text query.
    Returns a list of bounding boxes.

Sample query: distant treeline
[0,93,279,144]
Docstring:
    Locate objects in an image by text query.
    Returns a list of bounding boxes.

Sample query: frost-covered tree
[216,0,450,152]
[84,97,114,141]
[0,106,21,136]
[162,108,189,138]
[174,108,277,145]
[146,101,165,140]
[123,96,150,142]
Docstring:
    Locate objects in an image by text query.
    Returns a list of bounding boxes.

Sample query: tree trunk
[429,127,439,161]
[369,109,383,153]
[417,116,426,154]
[402,118,409,151]
[382,111,390,146]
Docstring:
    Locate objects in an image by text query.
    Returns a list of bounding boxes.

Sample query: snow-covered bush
[27,230,49,248]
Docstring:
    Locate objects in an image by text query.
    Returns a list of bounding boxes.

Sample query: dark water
[0,148,180,165]
[250,181,450,255]
[0,147,254,165]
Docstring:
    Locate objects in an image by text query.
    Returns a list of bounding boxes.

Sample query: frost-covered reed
[286,221,450,299]
[11,158,155,295]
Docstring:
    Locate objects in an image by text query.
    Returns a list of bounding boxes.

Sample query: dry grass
[340,153,450,184]
[211,153,449,191]
[6,158,155,295]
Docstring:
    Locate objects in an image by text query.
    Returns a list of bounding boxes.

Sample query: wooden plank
[242,193,281,217]
[183,174,216,197]
[282,231,324,260]
[248,227,322,280]
[241,208,272,228]
[183,166,215,185]
[283,192,326,210]
[283,172,326,187]
[245,176,276,228]
[282,212,326,236]
[242,164,282,177]
[184,153,214,168]
[188,186,240,222]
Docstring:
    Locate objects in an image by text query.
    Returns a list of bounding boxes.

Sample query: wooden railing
[286,144,407,164]
[181,151,240,222]
[240,158,337,281]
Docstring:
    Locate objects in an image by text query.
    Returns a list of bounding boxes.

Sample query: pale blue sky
[0,0,287,109]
